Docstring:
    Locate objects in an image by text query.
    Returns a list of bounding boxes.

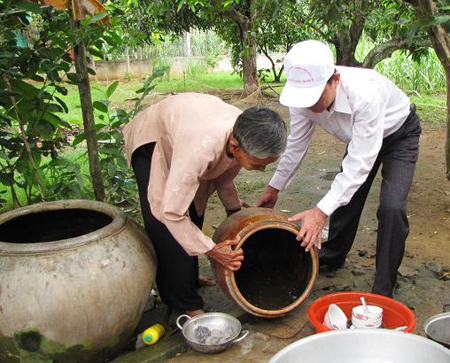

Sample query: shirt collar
[330,83,352,115]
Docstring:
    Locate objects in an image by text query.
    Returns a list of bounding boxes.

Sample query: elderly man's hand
[255,185,279,208]
[206,237,244,271]
[289,207,327,252]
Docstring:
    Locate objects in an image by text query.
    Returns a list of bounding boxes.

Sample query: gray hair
[233,106,287,159]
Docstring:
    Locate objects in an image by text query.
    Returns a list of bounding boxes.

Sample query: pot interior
[235,227,312,310]
[0,209,112,243]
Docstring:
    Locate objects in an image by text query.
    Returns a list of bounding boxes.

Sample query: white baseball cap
[280,40,335,108]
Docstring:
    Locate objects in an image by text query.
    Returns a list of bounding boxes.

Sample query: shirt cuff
[316,193,340,217]
[269,173,288,191]
[189,235,216,256]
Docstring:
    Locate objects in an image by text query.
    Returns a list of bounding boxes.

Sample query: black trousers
[131,143,204,311]
[320,107,421,297]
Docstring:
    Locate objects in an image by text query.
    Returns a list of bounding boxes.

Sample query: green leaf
[99,146,118,155]
[432,15,450,26]
[66,73,78,84]
[0,173,14,186]
[87,67,97,76]
[93,101,108,113]
[45,103,64,113]
[40,112,62,128]
[30,74,45,82]
[9,79,39,99]
[16,0,43,14]
[106,81,119,99]
[72,133,86,146]
[0,151,11,162]
[88,47,104,59]
[84,12,109,25]
[96,132,111,141]
[55,97,69,113]
[56,85,69,96]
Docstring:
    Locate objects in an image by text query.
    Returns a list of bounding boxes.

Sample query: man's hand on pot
[255,185,279,208]
[206,237,243,271]
[289,206,327,252]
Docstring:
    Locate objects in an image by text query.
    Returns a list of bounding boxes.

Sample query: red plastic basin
[308,292,416,333]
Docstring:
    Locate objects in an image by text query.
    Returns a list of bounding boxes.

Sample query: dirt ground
[183,92,448,357]
[125,91,450,362]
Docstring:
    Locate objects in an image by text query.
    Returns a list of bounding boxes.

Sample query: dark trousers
[320,107,421,297]
[131,143,204,311]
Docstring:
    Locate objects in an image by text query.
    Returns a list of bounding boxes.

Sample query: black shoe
[318,256,346,272]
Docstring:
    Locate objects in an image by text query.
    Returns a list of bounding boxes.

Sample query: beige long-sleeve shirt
[123,93,242,255]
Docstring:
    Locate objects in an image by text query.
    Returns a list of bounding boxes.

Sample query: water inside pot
[235,228,312,310]
[0,209,112,243]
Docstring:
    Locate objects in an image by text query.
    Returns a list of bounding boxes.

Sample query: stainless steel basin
[424,312,450,349]
[269,329,450,363]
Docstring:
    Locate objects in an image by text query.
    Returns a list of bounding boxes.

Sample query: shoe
[318,256,345,273]
[318,248,346,269]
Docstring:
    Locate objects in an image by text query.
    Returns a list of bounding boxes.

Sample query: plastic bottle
[142,324,165,345]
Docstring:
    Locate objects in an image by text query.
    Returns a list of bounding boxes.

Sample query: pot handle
[176,314,191,330]
[231,329,249,344]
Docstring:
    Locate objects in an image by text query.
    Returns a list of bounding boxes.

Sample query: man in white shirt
[257,40,421,297]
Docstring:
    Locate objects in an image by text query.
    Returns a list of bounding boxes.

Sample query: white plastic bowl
[323,304,348,330]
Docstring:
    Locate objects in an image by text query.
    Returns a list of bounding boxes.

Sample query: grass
[56,71,244,125]
[410,92,447,124]
[54,70,446,128]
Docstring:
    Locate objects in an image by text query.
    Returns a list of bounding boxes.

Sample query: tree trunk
[446,72,450,181]
[183,31,191,58]
[412,0,450,180]
[334,35,361,67]
[125,44,130,74]
[275,65,284,83]
[333,0,365,67]
[69,9,105,201]
[260,46,279,82]
[228,6,259,96]
[136,46,143,60]
[241,25,259,96]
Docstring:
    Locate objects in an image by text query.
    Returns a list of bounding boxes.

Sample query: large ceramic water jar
[0,199,157,362]
[210,207,319,317]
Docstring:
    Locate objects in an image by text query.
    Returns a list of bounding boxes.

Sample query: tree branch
[228,8,248,28]
[362,38,431,68]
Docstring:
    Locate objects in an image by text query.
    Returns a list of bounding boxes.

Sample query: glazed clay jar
[0,199,157,362]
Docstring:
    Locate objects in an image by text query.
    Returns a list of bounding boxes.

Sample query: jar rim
[0,199,125,255]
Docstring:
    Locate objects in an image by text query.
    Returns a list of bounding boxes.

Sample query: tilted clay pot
[210,207,318,318]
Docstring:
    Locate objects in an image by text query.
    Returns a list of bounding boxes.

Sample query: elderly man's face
[235,150,278,171]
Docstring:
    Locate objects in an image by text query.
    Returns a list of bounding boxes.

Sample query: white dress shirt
[270,66,411,216]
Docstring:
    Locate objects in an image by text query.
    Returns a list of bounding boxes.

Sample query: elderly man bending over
[123,92,287,317]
